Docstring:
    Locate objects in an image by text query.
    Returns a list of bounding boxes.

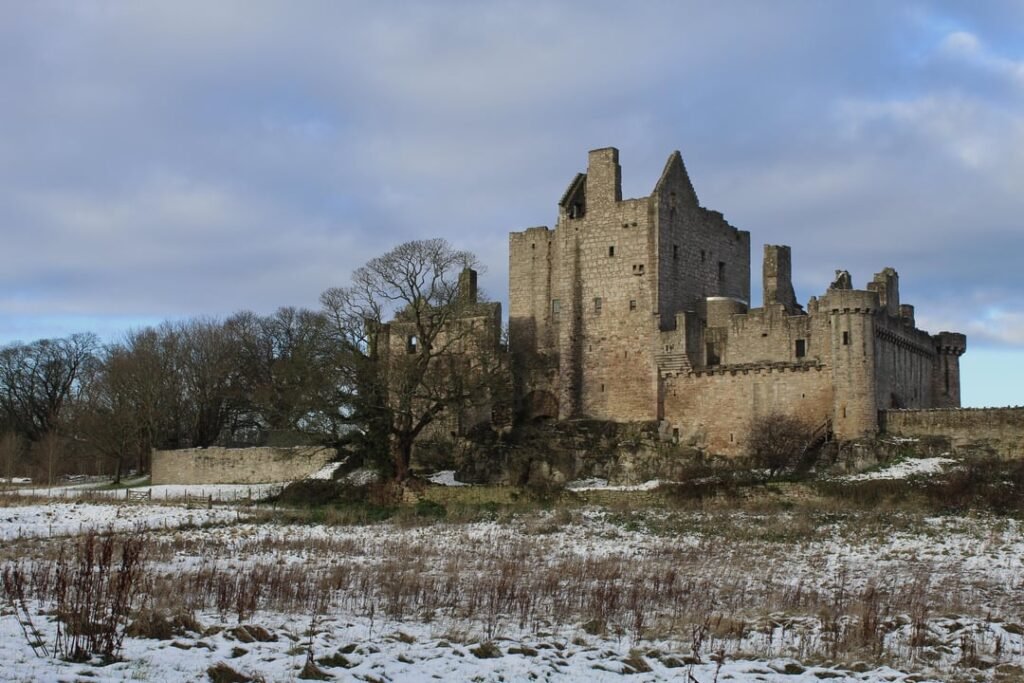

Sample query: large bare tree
[320,239,506,481]
[0,333,98,442]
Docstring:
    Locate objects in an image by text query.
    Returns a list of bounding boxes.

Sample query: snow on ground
[12,482,285,503]
[344,467,381,486]
[566,478,663,491]
[307,461,344,480]
[843,456,956,481]
[0,502,240,540]
[0,609,947,682]
[4,500,1024,680]
[426,469,468,486]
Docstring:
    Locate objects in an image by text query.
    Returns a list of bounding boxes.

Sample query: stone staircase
[656,352,692,375]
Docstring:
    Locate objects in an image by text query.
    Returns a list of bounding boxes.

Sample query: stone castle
[507,147,967,455]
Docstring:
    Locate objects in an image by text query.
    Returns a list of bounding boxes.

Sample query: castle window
[701,249,706,262]
[569,202,583,219]
[842,331,850,345]
[632,263,645,275]
[551,299,561,320]
[608,245,615,257]
[718,261,726,283]
[795,339,806,358]
[406,335,418,354]
[629,299,637,311]
[600,383,605,392]
[673,244,679,259]
[594,297,602,314]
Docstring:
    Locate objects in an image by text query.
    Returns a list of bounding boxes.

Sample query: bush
[746,413,815,479]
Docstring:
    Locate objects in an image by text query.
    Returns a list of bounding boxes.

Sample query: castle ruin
[509,147,967,456]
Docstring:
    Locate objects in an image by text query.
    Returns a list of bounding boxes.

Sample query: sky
[1,1,1022,407]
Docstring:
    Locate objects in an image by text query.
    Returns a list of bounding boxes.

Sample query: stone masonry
[151,446,335,485]
[509,148,968,456]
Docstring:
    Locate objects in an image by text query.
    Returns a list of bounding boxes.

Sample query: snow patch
[307,461,343,480]
[344,467,380,486]
[426,470,468,486]
[844,457,956,481]
[567,478,663,491]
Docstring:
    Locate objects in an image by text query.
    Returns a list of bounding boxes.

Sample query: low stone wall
[880,407,1024,459]
[151,446,336,485]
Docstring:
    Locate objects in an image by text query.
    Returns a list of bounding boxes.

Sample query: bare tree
[0,431,22,486]
[0,333,98,442]
[226,307,337,436]
[746,412,815,479]
[321,239,506,481]
[167,318,241,448]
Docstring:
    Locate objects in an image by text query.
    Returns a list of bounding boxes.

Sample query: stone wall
[881,407,1024,458]
[663,363,833,456]
[151,446,336,485]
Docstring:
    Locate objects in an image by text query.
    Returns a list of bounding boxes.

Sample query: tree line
[0,239,505,484]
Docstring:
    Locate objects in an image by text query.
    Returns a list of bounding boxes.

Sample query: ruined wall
[151,446,335,485]
[881,408,1024,458]
[663,364,832,456]
[872,313,937,410]
[655,152,750,330]
[713,304,823,367]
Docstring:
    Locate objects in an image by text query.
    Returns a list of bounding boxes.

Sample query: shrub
[746,413,815,479]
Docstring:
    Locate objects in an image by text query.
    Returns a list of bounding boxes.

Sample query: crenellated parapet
[933,331,967,356]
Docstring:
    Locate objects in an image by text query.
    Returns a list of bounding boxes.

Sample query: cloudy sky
[1,1,1022,407]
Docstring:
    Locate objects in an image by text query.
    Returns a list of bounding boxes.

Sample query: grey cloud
[0,2,1022,356]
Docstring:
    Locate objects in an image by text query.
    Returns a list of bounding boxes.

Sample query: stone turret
[586,147,621,206]
[932,331,967,408]
[458,267,478,304]
[868,268,900,317]
[762,245,801,314]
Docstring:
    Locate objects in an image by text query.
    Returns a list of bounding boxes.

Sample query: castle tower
[932,332,967,408]
[824,288,880,439]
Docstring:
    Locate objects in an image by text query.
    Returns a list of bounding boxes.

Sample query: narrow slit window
[795,339,806,358]
[673,245,679,259]
[551,299,561,320]
[629,299,637,311]
[594,297,602,314]
[718,261,726,283]
[842,331,850,346]
[608,245,615,257]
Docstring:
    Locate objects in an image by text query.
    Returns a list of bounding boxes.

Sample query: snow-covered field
[0,501,242,541]
[12,481,285,503]
[2,491,1024,681]
[842,456,957,481]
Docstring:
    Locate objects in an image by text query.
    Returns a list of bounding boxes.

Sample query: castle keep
[509,148,966,455]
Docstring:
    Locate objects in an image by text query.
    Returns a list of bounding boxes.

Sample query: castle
[508,147,967,455]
